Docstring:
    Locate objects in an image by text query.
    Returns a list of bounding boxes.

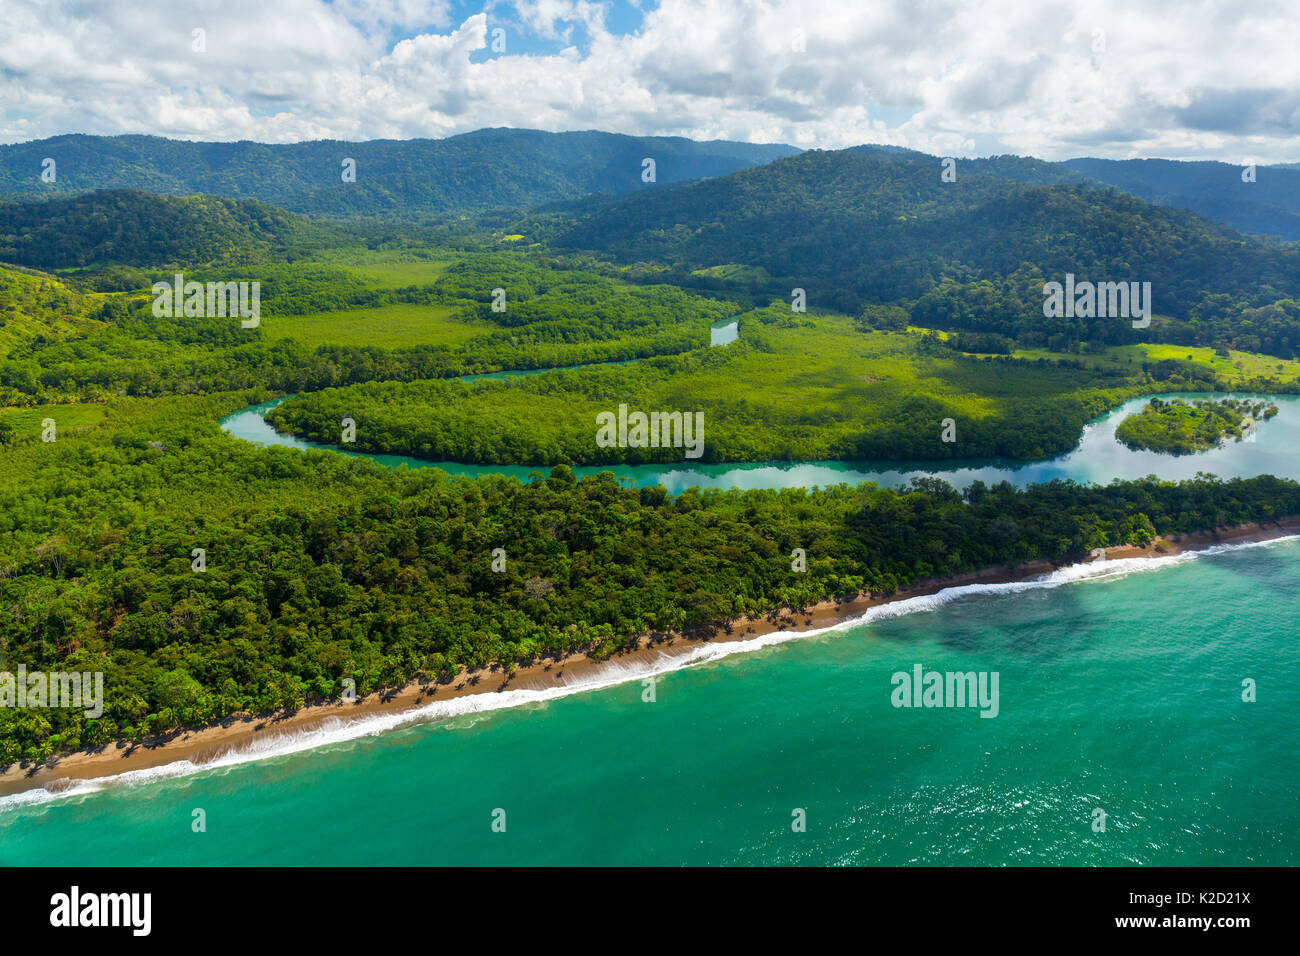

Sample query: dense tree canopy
[6,146,1300,771]
[4,388,1297,763]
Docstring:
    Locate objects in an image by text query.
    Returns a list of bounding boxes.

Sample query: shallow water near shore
[3,536,1297,865]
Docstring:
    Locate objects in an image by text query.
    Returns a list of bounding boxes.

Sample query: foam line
[3,533,1295,813]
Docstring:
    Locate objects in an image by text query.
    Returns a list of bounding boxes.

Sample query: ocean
[3,538,1297,866]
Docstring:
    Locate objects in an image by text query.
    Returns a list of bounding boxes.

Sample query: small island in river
[1116,397,1279,454]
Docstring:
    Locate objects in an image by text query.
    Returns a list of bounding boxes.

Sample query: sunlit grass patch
[0,402,106,435]
[261,302,488,348]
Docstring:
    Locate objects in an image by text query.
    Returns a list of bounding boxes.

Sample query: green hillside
[539,149,1300,357]
[0,129,800,217]
[0,190,325,270]
[0,264,106,358]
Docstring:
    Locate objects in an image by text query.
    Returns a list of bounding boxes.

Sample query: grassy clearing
[1012,342,1300,384]
[690,263,773,283]
[659,313,997,421]
[343,259,451,289]
[0,402,107,435]
[261,302,489,349]
[303,247,452,287]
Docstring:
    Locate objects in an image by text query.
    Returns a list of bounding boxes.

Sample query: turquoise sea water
[2,538,1297,865]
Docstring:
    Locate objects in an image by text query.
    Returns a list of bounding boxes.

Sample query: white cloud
[0,0,1297,161]
[512,0,607,42]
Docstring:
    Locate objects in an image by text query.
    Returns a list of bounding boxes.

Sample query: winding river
[219,388,1300,492]
[9,326,1300,864]
[217,312,1300,489]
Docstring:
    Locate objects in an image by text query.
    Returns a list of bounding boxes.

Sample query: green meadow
[1012,342,1300,385]
[330,257,451,290]
[0,401,107,435]
[261,302,488,349]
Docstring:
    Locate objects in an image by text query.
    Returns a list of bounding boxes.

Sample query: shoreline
[4,516,1300,799]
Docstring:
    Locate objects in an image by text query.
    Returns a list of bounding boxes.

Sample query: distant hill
[0,129,800,218]
[542,148,1300,356]
[1060,158,1300,241]
[5,127,1293,238]
[0,190,320,269]
[547,148,1298,307]
[841,148,1300,240]
[849,147,1091,188]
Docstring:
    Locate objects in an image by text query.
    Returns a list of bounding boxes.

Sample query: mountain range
[0,129,798,218]
[2,130,1298,238]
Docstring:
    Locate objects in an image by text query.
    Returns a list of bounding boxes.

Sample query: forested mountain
[0,190,327,269]
[853,147,1300,240]
[1061,157,1300,241]
[5,126,1292,239]
[542,149,1300,356]
[0,129,800,217]
[544,148,1019,295]
[851,146,1092,188]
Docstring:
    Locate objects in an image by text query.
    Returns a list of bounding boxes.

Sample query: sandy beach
[4,515,1299,798]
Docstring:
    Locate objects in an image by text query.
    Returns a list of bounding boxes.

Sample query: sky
[1,0,1297,162]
